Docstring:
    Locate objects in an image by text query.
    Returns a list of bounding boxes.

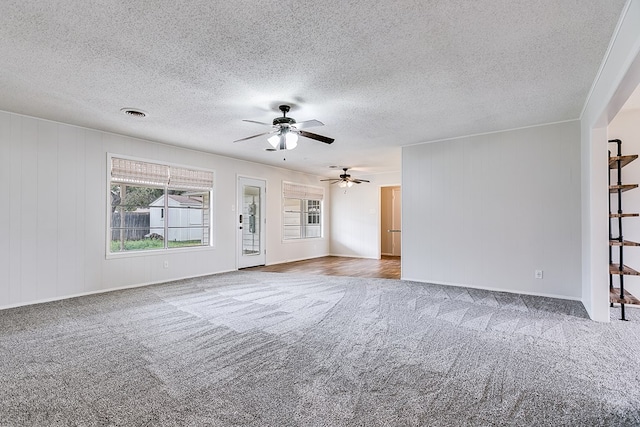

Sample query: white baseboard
[265,254,330,266]
[0,269,237,311]
[328,253,380,260]
[401,276,583,302]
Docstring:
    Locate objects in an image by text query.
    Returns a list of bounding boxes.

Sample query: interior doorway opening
[607,82,640,319]
[381,186,401,257]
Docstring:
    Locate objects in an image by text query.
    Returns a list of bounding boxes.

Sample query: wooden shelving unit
[610,213,640,218]
[609,263,640,275]
[609,240,640,247]
[610,288,640,305]
[609,184,639,193]
[609,139,640,320]
[609,155,638,169]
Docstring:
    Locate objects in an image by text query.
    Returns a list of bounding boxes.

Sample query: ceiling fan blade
[351,179,370,183]
[299,130,334,144]
[320,178,340,182]
[293,119,324,130]
[242,119,273,126]
[233,131,275,142]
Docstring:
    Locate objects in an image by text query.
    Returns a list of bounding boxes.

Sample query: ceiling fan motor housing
[273,116,296,126]
[273,104,296,126]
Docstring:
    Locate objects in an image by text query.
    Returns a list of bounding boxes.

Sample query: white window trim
[281,181,325,242]
[106,153,216,259]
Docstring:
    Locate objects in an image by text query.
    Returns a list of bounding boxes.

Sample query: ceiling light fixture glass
[267,127,298,150]
[285,131,298,149]
[267,134,279,148]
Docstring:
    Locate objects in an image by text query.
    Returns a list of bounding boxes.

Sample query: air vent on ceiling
[120,108,147,118]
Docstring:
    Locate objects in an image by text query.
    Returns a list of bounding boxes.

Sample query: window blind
[111,157,169,186]
[111,157,213,189]
[170,167,214,190]
[282,182,324,200]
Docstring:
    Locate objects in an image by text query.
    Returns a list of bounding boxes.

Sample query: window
[109,156,213,253]
[282,182,323,240]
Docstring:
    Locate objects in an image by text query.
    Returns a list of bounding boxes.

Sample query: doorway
[237,176,266,268]
[381,186,401,257]
[606,83,640,319]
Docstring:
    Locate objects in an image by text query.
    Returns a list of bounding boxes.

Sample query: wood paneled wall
[0,111,331,309]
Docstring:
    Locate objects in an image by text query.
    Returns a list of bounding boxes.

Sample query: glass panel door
[242,185,261,255]
[238,177,266,268]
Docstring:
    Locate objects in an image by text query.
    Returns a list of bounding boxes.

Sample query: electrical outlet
[534,269,543,279]
[163,261,169,269]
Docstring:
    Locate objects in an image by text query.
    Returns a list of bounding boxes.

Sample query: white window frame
[106,154,215,257]
[282,181,324,241]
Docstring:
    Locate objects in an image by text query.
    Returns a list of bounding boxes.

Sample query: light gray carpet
[1,272,640,426]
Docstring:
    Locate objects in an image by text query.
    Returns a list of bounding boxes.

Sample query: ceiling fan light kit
[267,126,298,150]
[234,104,334,150]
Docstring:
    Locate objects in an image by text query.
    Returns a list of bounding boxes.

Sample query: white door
[237,176,266,268]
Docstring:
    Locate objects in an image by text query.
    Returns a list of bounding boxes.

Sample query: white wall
[402,121,582,299]
[0,111,331,309]
[581,0,640,321]
[608,108,640,299]
[330,171,401,259]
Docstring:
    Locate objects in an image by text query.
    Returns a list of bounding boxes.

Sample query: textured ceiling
[0,1,628,177]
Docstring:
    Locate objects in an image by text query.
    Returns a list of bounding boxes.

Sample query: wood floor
[245,255,401,280]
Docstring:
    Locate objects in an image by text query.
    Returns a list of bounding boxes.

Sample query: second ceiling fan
[234,105,334,150]
[321,168,370,188]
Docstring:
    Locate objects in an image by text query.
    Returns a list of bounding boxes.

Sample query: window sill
[105,244,215,260]
[281,237,326,244]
